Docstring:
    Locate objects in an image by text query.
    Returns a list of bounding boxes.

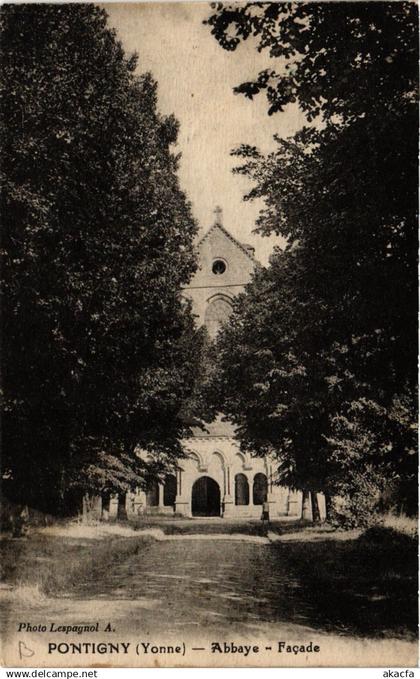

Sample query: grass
[0,529,153,598]
[381,512,418,538]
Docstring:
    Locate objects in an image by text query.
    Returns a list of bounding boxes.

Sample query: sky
[104,2,307,264]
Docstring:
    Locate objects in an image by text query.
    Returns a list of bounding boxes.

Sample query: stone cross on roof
[214,205,223,224]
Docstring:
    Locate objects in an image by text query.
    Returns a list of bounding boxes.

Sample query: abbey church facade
[122,211,304,519]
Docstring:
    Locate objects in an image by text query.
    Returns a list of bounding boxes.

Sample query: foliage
[206,2,418,523]
[180,327,220,426]
[326,392,417,514]
[327,469,383,530]
[207,252,328,490]
[1,4,200,512]
[206,2,417,121]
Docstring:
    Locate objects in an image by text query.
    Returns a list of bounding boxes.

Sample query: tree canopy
[1,4,201,512]
[207,2,417,120]
[206,2,418,520]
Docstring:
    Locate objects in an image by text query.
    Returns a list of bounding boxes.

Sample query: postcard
[1,0,418,669]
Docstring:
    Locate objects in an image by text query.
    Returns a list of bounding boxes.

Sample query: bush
[328,472,383,529]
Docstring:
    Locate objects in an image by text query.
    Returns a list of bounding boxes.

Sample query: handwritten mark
[19,641,35,659]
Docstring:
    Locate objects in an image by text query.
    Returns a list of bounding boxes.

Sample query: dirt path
[3,533,417,641]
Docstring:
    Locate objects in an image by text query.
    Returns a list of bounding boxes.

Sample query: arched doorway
[253,473,268,505]
[191,476,221,517]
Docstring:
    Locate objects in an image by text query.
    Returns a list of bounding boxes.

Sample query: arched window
[163,474,177,507]
[146,478,159,507]
[235,473,249,506]
[253,473,268,505]
[204,297,233,338]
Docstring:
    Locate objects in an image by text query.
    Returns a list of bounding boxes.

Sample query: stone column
[109,494,119,518]
[222,465,234,517]
[175,468,189,517]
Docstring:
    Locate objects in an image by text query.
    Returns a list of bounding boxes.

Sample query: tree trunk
[82,493,92,525]
[311,491,321,524]
[301,490,311,521]
[324,493,333,522]
[117,493,127,520]
[58,465,66,515]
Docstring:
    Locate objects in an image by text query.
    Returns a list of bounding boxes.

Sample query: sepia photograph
[0,0,418,669]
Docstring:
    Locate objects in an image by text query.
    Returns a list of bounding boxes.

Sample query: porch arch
[191,476,221,517]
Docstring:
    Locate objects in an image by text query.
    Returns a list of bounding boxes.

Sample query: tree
[209,251,334,516]
[206,2,418,520]
[1,4,200,513]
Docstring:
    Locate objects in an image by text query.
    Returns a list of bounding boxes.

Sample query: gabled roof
[198,220,259,265]
[190,416,237,438]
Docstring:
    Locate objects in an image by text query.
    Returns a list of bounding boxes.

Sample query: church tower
[183,207,257,338]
